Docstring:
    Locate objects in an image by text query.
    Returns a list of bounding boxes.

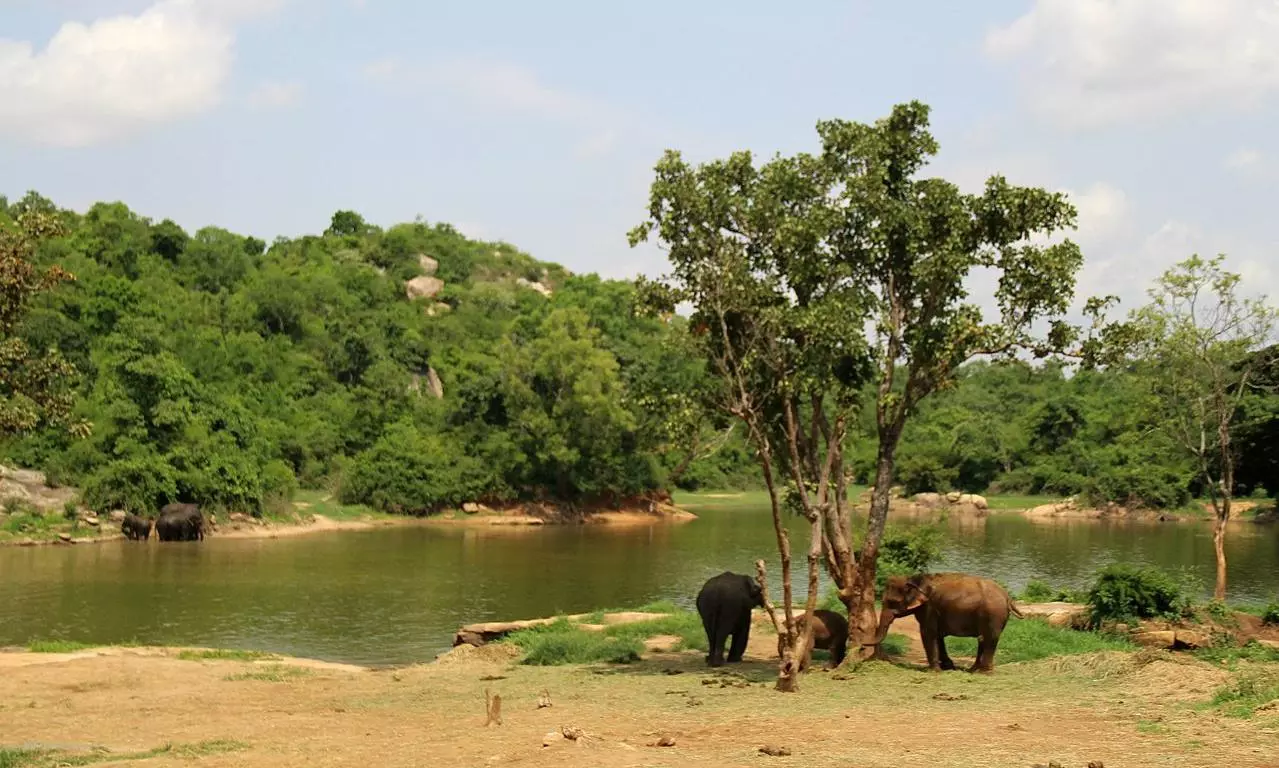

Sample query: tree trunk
[754,440,803,692]
[843,430,901,661]
[1213,510,1228,601]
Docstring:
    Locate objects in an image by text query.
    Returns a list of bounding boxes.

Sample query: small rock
[759,745,792,757]
[1088,762,1105,768]
[653,735,676,748]
[56,532,72,542]
[932,692,968,701]
[229,512,252,523]
[1174,630,1212,650]
[945,491,962,503]
[462,502,481,514]
[1047,612,1075,628]
[560,726,584,741]
[83,516,99,527]
[108,510,126,523]
[542,731,564,748]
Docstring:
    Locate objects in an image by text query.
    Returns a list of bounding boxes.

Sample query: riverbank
[0,479,697,547]
[4,619,1277,768]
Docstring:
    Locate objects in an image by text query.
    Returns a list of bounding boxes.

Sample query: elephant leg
[703,613,725,666]
[919,616,940,671]
[828,635,846,669]
[972,628,999,673]
[726,612,750,663]
[937,635,956,671]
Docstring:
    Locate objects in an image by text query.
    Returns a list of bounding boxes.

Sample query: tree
[0,209,86,437]
[1133,255,1278,600]
[632,102,1089,686]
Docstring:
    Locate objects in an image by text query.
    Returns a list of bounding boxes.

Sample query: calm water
[2,502,1277,666]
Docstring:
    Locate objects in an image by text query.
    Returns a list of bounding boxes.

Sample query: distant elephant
[121,513,152,541]
[794,609,849,671]
[696,571,764,667]
[876,572,1022,673]
[155,503,204,542]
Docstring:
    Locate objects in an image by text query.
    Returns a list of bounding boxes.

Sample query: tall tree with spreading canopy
[632,102,1089,686]
[0,208,87,438]
[1132,255,1278,600]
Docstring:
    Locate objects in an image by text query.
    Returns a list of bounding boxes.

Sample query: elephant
[155,503,205,542]
[876,572,1022,673]
[696,571,764,667]
[794,609,849,671]
[120,513,152,541]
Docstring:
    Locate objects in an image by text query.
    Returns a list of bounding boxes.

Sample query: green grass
[1206,671,1279,718]
[602,612,706,651]
[670,490,773,511]
[177,648,276,662]
[1016,580,1085,604]
[0,741,247,767]
[287,490,386,523]
[983,494,1066,511]
[1136,719,1171,735]
[880,632,909,657]
[223,664,312,682]
[943,617,1134,664]
[25,639,95,653]
[504,618,644,665]
[1192,641,1279,667]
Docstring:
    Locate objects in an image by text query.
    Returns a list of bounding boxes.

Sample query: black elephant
[696,571,764,667]
[155,503,205,542]
[121,513,152,541]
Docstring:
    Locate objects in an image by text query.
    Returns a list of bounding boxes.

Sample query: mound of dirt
[434,642,522,666]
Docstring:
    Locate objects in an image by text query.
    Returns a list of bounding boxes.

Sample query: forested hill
[0,192,737,516]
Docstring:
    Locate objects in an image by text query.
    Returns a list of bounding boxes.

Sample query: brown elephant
[794,609,848,671]
[876,572,1022,673]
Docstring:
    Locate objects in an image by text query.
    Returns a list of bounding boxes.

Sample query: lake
[2,497,1277,666]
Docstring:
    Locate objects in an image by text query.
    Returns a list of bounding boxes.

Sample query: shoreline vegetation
[2,481,1275,548]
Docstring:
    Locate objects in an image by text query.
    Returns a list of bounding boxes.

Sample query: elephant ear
[902,576,928,612]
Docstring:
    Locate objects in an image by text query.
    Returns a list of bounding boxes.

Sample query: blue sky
[2,0,1277,315]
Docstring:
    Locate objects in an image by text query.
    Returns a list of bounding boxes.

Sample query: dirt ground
[4,616,1278,768]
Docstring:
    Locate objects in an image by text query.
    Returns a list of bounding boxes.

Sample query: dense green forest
[0,191,1275,516]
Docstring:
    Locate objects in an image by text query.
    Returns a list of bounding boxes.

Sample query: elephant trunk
[873,607,897,645]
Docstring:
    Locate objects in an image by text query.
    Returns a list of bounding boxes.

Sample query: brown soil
[5,618,1277,768]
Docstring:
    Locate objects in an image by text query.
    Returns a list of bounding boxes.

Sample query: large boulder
[1132,630,1177,649]
[515,278,553,297]
[406,275,444,300]
[913,492,944,508]
[417,254,438,275]
[958,493,989,510]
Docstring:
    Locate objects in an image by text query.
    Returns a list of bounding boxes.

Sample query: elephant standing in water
[121,513,152,541]
[155,503,205,542]
[696,571,764,667]
[876,572,1021,673]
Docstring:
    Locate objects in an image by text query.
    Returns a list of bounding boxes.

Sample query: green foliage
[874,524,944,589]
[2,196,699,514]
[1086,565,1191,625]
[602,612,706,652]
[1192,640,1279,667]
[1018,580,1084,604]
[176,648,275,662]
[224,664,312,682]
[1264,602,1279,626]
[504,619,644,665]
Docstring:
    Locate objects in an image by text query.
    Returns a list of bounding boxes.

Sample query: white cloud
[0,0,278,147]
[1068,182,1131,244]
[985,0,1279,128]
[576,130,617,159]
[247,80,303,109]
[417,57,599,123]
[1225,148,1264,171]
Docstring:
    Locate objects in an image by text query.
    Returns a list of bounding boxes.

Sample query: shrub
[875,523,944,590]
[1020,580,1057,603]
[1262,602,1279,626]
[80,454,178,514]
[504,619,643,665]
[341,421,490,515]
[1086,564,1190,625]
[61,499,78,520]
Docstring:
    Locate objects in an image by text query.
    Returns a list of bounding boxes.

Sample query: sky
[1,0,1278,319]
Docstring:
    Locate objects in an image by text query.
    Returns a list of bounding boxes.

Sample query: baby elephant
[795,609,848,671]
[121,513,152,541]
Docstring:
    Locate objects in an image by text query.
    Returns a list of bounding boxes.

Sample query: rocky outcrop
[452,611,671,648]
[515,277,552,297]
[910,491,989,515]
[0,465,78,514]
[405,275,444,300]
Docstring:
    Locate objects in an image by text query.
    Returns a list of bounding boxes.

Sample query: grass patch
[224,664,312,682]
[603,612,706,651]
[1136,719,1171,735]
[1207,672,1279,718]
[0,741,247,768]
[983,494,1065,511]
[25,639,94,653]
[177,648,276,662]
[880,632,909,657]
[287,490,385,523]
[1192,641,1279,667]
[504,618,643,665]
[1017,579,1085,603]
[943,617,1134,664]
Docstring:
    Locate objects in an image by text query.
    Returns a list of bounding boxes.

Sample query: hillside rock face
[515,277,552,297]
[406,275,444,300]
[0,466,77,514]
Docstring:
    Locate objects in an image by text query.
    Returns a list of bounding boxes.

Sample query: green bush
[1086,564,1190,625]
[79,454,177,514]
[1262,602,1279,626]
[1018,580,1084,603]
[341,421,490,515]
[945,617,1134,663]
[504,619,643,665]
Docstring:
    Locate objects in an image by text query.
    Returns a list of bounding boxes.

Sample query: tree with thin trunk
[631,101,1092,686]
[1132,255,1277,601]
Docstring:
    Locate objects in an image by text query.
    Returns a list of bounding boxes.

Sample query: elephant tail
[1009,600,1024,619]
